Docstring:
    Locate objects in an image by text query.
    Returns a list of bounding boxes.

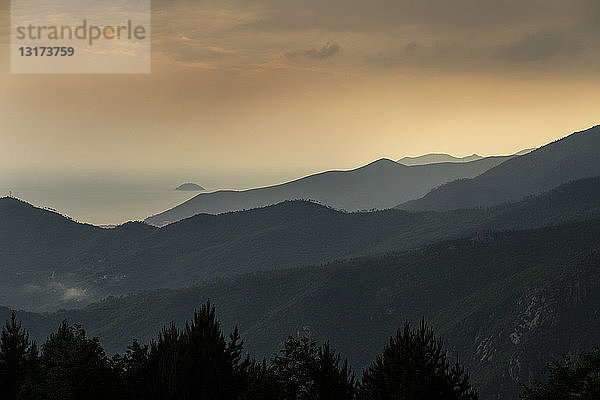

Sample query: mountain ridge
[397,149,534,166]
[145,156,511,226]
[398,125,600,211]
[398,153,484,165]
[3,175,600,312]
[3,216,600,399]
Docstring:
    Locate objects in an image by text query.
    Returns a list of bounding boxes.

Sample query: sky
[1,0,599,189]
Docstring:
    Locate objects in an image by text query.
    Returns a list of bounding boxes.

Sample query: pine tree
[521,348,600,399]
[247,359,281,399]
[144,300,249,400]
[17,341,43,400]
[113,340,149,400]
[266,337,355,400]
[146,322,181,400]
[0,312,31,399]
[270,336,319,399]
[37,321,116,400]
[358,319,478,400]
[313,342,355,399]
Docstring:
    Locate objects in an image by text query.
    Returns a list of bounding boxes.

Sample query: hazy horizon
[2,0,600,176]
[0,143,555,225]
[2,0,599,223]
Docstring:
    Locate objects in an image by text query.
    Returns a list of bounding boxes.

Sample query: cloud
[495,29,577,63]
[241,0,563,33]
[19,281,88,302]
[146,0,600,75]
[49,281,89,301]
[2,0,599,74]
[62,287,88,301]
[304,42,340,60]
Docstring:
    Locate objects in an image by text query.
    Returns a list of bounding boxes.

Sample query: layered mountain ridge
[145,156,510,226]
[399,125,600,211]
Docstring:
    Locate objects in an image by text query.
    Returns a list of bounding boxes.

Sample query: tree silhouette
[0,308,484,399]
[36,321,116,400]
[179,302,249,399]
[521,348,600,399]
[0,312,31,399]
[112,340,149,400]
[313,341,355,399]
[146,322,180,400]
[270,336,319,399]
[263,336,355,399]
[143,300,249,400]
[358,319,478,400]
[247,359,281,399]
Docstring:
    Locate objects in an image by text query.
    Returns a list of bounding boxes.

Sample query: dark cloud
[243,0,562,33]
[363,26,593,74]
[4,0,598,74]
[304,42,340,60]
[365,40,487,72]
[576,0,600,31]
[495,29,577,63]
[233,0,600,74]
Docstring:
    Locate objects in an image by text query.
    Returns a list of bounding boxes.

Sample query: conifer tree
[358,319,478,400]
[314,342,355,399]
[144,300,249,400]
[16,341,43,400]
[270,337,319,399]
[265,336,355,400]
[36,321,116,400]
[180,301,246,399]
[146,322,181,400]
[0,312,31,399]
[521,348,600,399]
[113,340,149,400]
[247,358,281,399]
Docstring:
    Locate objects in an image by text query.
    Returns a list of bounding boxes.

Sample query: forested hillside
[2,176,600,312]
[4,217,600,398]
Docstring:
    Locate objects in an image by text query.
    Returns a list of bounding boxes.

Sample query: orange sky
[1,0,599,183]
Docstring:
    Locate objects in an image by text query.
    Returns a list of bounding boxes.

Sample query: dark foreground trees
[1,306,478,399]
[33,322,117,400]
[0,312,34,400]
[520,348,600,399]
[248,337,356,399]
[358,319,478,400]
[125,301,249,400]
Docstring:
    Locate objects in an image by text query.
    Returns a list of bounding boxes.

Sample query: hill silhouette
[398,149,533,166]
[399,125,600,211]
[145,156,510,226]
[2,175,600,312]
[5,217,600,399]
[398,153,484,165]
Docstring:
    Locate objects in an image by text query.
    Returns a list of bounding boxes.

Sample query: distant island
[175,183,205,191]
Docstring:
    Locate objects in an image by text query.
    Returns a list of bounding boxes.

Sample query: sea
[0,167,311,226]
[1,178,196,226]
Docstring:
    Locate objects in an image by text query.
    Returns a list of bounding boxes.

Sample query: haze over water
[0,166,322,225]
[1,176,194,226]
